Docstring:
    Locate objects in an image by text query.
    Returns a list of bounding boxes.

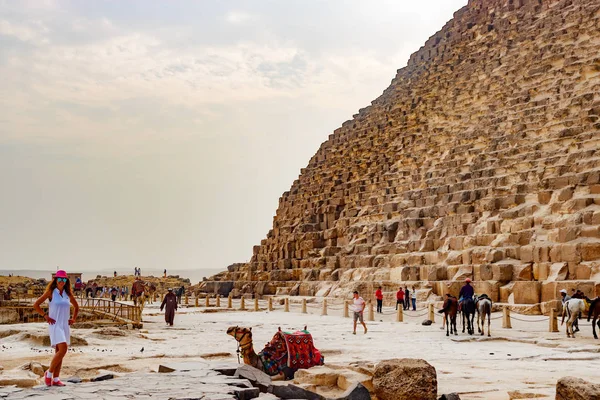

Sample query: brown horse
[587,297,600,339]
[438,295,458,336]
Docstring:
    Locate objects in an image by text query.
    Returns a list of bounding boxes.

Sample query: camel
[227,325,323,379]
[562,298,586,338]
[438,295,458,336]
[461,296,476,335]
[475,294,492,337]
[586,297,600,339]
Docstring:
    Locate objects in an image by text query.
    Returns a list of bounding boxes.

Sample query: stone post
[549,308,559,332]
[284,298,289,312]
[216,295,221,308]
[205,296,210,307]
[502,306,512,329]
[344,301,349,318]
[397,306,403,322]
[227,294,232,309]
[428,303,435,323]
[185,293,189,305]
[368,301,374,321]
[240,297,246,310]
[322,299,327,316]
[268,297,273,311]
[302,299,307,314]
[194,296,198,307]
[254,297,259,312]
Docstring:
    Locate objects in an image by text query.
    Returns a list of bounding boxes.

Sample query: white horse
[476,295,492,337]
[561,299,585,338]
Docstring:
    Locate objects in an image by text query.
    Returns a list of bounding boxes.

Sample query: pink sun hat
[55,270,68,278]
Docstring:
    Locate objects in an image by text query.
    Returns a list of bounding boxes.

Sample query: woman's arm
[33,291,53,324]
[69,293,80,324]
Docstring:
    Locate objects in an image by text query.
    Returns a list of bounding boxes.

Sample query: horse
[561,298,586,338]
[587,297,600,339]
[461,297,476,335]
[438,295,458,336]
[475,295,492,337]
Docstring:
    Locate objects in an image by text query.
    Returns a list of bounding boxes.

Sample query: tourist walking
[164,269,167,278]
[404,286,410,310]
[160,288,178,326]
[176,286,185,304]
[110,287,118,301]
[375,286,383,313]
[33,270,79,387]
[411,286,417,311]
[396,287,404,310]
[352,291,367,335]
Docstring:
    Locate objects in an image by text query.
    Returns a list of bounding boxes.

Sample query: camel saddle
[259,327,324,376]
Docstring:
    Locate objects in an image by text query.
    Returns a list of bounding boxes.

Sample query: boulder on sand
[373,359,437,400]
[556,376,600,400]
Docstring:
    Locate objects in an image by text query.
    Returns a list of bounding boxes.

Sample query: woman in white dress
[33,270,79,386]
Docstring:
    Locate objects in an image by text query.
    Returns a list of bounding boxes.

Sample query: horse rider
[560,289,578,332]
[458,278,474,311]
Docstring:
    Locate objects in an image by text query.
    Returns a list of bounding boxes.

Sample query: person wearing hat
[33,270,79,386]
[458,278,474,311]
[160,288,178,326]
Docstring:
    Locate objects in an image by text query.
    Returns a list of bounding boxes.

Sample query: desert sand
[1,298,599,399]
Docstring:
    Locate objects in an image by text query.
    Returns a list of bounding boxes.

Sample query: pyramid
[199,0,600,313]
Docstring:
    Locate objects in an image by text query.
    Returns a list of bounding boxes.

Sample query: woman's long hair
[45,277,73,297]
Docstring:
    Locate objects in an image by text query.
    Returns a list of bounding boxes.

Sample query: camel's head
[227,326,252,342]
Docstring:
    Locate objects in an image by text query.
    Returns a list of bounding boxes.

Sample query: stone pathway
[0,362,270,400]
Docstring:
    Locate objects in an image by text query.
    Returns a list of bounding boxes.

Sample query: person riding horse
[458,278,474,311]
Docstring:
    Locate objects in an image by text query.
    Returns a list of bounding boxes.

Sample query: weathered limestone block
[549,244,581,263]
[512,264,533,281]
[556,376,600,400]
[499,282,514,303]
[580,242,600,261]
[373,359,437,400]
[541,281,596,303]
[511,282,541,304]
[473,264,493,281]
[547,263,568,281]
[472,281,500,302]
[533,263,550,281]
[447,265,472,282]
[492,264,513,282]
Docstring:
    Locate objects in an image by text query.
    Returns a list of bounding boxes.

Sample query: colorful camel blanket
[260,329,324,375]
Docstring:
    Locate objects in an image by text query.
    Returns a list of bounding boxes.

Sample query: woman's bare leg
[49,343,67,375]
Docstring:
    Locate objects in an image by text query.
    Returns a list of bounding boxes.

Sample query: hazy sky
[0,0,467,273]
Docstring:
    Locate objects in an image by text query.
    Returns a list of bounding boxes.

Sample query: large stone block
[580,242,600,261]
[512,281,541,304]
[473,264,493,281]
[472,281,500,302]
[556,376,600,400]
[492,264,513,282]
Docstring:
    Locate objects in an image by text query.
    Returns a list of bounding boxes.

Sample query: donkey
[475,294,492,337]
[561,298,586,338]
[438,294,458,336]
[587,297,600,339]
[461,296,476,335]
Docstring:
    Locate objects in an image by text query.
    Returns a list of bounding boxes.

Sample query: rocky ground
[1,299,599,399]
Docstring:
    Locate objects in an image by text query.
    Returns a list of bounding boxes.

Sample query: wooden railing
[1,298,142,328]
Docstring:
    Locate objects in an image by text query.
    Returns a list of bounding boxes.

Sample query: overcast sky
[0,0,467,274]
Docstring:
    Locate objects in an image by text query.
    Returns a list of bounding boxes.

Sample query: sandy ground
[1,299,599,399]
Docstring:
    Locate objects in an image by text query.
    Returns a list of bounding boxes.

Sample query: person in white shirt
[352,291,368,335]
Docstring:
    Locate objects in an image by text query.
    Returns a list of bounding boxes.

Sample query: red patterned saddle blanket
[260,327,324,375]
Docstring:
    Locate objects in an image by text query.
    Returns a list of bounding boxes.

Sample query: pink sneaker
[53,379,66,387]
[44,372,52,386]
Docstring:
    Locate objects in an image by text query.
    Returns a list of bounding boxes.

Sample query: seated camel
[227,325,324,379]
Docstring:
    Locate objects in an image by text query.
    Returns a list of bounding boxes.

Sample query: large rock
[556,376,600,400]
[235,364,271,393]
[372,359,437,400]
[0,308,19,324]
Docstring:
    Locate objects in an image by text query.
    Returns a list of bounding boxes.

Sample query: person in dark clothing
[176,286,184,304]
[110,287,118,301]
[404,287,410,310]
[459,278,474,310]
[375,286,383,313]
[160,288,178,326]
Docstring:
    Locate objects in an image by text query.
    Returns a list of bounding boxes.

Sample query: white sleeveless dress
[48,288,71,347]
